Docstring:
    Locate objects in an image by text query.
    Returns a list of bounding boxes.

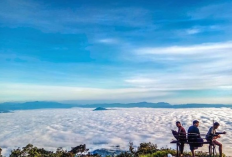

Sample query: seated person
[176,121,186,156]
[188,120,201,157]
[206,122,226,157]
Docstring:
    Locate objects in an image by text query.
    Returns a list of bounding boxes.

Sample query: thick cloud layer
[0,108,232,156]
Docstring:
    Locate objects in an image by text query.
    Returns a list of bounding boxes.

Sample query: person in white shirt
[206,122,226,157]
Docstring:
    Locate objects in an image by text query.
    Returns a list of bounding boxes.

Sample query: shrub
[9,144,99,157]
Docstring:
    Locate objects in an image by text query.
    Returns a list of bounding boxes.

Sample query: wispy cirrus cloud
[134,41,232,55]
[186,28,200,35]
[0,83,170,103]
[125,78,157,84]
[97,38,119,44]
[0,0,152,34]
[120,41,232,102]
[188,2,232,20]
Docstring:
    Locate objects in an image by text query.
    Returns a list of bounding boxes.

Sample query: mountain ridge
[0,101,232,112]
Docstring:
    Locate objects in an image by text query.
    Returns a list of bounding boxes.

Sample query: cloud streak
[186,28,200,35]
[0,83,170,103]
[135,41,232,55]
[97,38,118,44]
[0,0,152,34]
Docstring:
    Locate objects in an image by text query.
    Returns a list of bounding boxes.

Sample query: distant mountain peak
[93,107,108,111]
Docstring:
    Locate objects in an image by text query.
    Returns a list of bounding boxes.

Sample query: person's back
[206,126,215,141]
[188,125,200,141]
[188,120,201,157]
[178,126,186,139]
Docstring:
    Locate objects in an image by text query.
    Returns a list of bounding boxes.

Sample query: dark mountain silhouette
[0,110,11,113]
[77,102,171,108]
[93,107,108,111]
[0,101,232,112]
[0,101,75,111]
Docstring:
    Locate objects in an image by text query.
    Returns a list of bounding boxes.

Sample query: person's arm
[215,131,226,134]
[196,127,201,138]
[181,128,186,135]
[181,128,187,139]
[211,127,214,135]
[187,127,191,134]
[187,127,191,139]
[215,129,227,138]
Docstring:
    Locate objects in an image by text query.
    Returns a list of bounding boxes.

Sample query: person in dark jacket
[176,121,186,156]
[188,120,201,157]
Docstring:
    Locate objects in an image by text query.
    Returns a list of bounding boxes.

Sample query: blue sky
[0,0,232,104]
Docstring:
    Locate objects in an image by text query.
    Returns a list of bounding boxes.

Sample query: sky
[0,0,232,104]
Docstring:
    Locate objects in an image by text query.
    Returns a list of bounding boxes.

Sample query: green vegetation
[7,144,99,157]
[128,142,226,157]
[0,142,226,157]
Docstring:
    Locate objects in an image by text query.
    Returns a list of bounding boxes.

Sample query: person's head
[176,121,181,127]
[213,122,220,129]
[193,120,199,127]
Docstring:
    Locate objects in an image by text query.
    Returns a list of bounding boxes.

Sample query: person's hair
[214,122,220,126]
[176,121,181,124]
[193,120,199,125]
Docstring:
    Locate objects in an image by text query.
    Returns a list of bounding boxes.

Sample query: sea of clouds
[0,108,232,156]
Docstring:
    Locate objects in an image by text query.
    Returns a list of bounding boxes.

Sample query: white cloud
[124,74,232,91]
[135,41,232,55]
[219,86,232,89]
[0,83,170,103]
[0,108,232,156]
[1,41,232,104]
[97,38,118,44]
[184,25,221,35]
[124,41,232,94]
[125,78,157,84]
[186,28,200,35]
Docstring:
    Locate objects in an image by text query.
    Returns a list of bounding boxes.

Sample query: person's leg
[213,140,222,157]
[179,142,184,154]
[208,139,213,155]
[191,149,195,157]
[190,145,195,157]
